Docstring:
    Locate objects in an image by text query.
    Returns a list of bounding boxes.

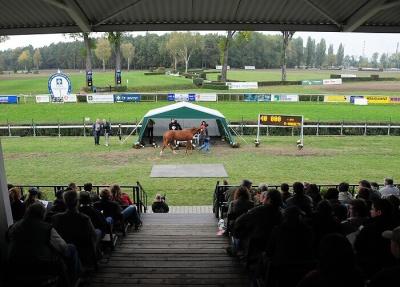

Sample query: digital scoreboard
[259,114,302,126]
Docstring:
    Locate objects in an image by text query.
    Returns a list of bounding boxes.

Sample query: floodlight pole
[0,140,13,264]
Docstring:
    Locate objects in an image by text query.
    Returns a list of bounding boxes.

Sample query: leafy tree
[121,42,135,71]
[371,52,379,68]
[358,56,368,67]
[327,44,335,67]
[305,37,315,68]
[281,31,295,81]
[33,49,42,70]
[95,38,111,71]
[380,53,389,68]
[107,32,123,85]
[166,32,201,73]
[336,43,344,67]
[315,39,326,67]
[18,50,31,71]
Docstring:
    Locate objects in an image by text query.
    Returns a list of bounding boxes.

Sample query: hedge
[258,80,302,86]
[202,83,229,90]
[144,72,165,75]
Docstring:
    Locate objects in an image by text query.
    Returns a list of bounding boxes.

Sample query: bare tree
[219,30,235,82]
[166,32,201,73]
[95,38,111,71]
[107,32,123,85]
[121,42,135,71]
[281,31,295,81]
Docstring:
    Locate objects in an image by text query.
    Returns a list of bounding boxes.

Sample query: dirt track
[315,81,400,93]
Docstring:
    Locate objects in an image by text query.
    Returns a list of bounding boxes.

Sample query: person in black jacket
[152,194,169,213]
[8,187,25,222]
[79,191,108,239]
[102,119,111,147]
[94,188,123,225]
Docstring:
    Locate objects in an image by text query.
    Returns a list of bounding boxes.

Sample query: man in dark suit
[52,191,97,267]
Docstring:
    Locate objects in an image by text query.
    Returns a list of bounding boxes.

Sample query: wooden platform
[90,213,249,287]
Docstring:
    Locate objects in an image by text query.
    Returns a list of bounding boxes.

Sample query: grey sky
[1,31,399,58]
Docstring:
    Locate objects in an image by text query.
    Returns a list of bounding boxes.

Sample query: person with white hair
[379,178,399,198]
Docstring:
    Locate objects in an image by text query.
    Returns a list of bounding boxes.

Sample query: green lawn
[2,136,399,205]
[1,102,400,125]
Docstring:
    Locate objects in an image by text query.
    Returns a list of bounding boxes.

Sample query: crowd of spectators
[5,182,143,286]
[221,177,400,286]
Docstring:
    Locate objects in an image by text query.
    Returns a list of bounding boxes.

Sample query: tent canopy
[138,102,234,145]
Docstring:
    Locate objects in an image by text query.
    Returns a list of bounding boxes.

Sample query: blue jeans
[199,140,210,151]
[122,205,141,225]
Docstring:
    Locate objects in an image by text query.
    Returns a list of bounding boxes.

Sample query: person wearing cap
[368,226,400,286]
[379,177,400,199]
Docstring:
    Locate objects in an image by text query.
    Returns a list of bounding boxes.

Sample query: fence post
[364,121,367,136]
[83,118,86,137]
[340,120,343,136]
[58,120,61,138]
[241,116,244,136]
[291,127,294,136]
[32,119,36,137]
[7,120,11,137]
[266,125,269,136]
[388,117,391,136]
[316,120,319,136]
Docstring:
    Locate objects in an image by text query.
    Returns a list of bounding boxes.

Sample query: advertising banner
[244,66,256,70]
[365,96,390,104]
[63,94,77,103]
[244,94,271,102]
[390,97,400,104]
[48,73,72,103]
[340,74,357,78]
[195,93,217,102]
[302,80,323,85]
[0,95,18,104]
[323,79,342,85]
[35,95,50,103]
[354,98,368,105]
[279,95,299,102]
[167,94,175,101]
[168,93,195,102]
[324,95,348,102]
[87,94,114,103]
[114,94,141,102]
[226,82,258,89]
[216,65,230,70]
[350,96,364,104]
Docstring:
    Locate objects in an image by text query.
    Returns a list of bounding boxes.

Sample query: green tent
[137,102,235,145]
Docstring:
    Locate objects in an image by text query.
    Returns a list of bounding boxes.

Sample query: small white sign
[279,95,299,102]
[226,82,258,89]
[244,66,256,70]
[63,94,77,103]
[216,65,230,70]
[354,98,368,105]
[87,94,114,103]
[340,74,357,78]
[323,79,342,85]
[35,95,50,103]
[195,93,217,102]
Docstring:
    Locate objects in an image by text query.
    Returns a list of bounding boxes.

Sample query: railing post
[388,117,391,136]
[266,125,269,136]
[32,119,36,137]
[83,118,86,137]
[7,120,11,137]
[340,120,343,136]
[291,127,294,136]
[316,120,319,136]
[364,121,367,136]
[58,120,61,137]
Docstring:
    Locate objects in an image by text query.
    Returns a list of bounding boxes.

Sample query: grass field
[2,136,400,205]
[1,102,400,125]
[1,69,400,95]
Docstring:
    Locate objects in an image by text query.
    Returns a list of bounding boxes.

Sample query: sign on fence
[323,79,342,85]
[244,94,271,102]
[365,96,390,104]
[226,82,258,89]
[0,95,18,104]
[354,98,368,105]
[350,96,364,104]
[302,80,323,85]
[35,95,50,103]
[195,93,217,102]
[63,94,77,103]
[216,65,230,70]
[324,95,348,102]
[272,95,299,102]
[259,114,303,126]
[341,74,357,78]
[48,73,72,103]
[87,94,114,103]
[390,97,400,104]
[244,66,256,70]
[167,93,196,102]
[114,94,141,102]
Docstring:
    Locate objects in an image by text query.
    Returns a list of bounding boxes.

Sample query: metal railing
[14,182,148,214]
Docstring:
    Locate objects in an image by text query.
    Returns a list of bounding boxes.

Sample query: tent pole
[121,118,144,144]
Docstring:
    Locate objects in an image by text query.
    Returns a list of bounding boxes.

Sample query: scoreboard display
[259,114,302,126]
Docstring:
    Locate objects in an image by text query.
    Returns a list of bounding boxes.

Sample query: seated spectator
[94,188,123,226]
[79,191,108,239]
[227,187,254,232]
[379,177,400,198]
[9,187,25,222]
[110,184,142,229]
[68,182,78,192]
[341,199,369,235]
[356,187,372,210]
[52,191,97,268]
[368,226,400,286]
[23,187,39,210]
[280,183,291,203]
[306,184,322,207]
[225,179,252,204]
[387,195,400,226]
[83,182,100,202]
[45,189,67,222]
[354,198,396,276]
[359,179,380,201]
[370,182,380,193]
[298,234,365,287]
[152,194,169,213]
[6,202,80,284]
[338,182,353,204]
[252,183,267,205]
[324,187,348,222]
[286,182,313,216]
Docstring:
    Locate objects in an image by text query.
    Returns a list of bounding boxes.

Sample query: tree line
[1,32,400,75]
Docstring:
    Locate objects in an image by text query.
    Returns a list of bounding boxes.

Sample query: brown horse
[160,127,201,155]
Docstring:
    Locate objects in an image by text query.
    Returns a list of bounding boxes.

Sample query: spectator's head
[303,182,310,191]
[9,187,22,203]
[79,191,91,206]
[359,180,371,189]
[155,194,162,202]
[83,183,93,192]
[318,234,356,275]
[266,189,282,207]
[110,184,122,199]
[280,183,289,193]
[324,188,339,201]
[316,200,333,217]
[55,189,64,200]
[385,178,394,186]
[222,179,229,185]
[7,184,14,190]
[234,186,251,201]
[102,119,107,123]
[68,182,78,192]
[64,190,78,210]
[28,187,39,197]
[258,183,268,193]
[100,188,112,200]
[338,182,349,193]
[382,226,400,259]
[357,187,370,201]
[241,179,252,190]
[293,182,305,195]
[25,202,46,220]
[349,199,369,218]
[307,184,319,195]
[370,182,379,191]
[371,198,393,218]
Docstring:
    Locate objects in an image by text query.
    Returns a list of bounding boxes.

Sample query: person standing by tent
[102,119,111,147]
[169,119,182,131]
[199,123,210,152]
[92,119,101,146]
[147,118,155,144]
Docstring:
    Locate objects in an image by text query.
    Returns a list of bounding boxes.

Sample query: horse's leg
[160,137,168,156]
[170,141,177,154]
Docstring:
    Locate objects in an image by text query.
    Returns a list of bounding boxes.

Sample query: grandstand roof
[1,0,400,35]
[144,102,225,119]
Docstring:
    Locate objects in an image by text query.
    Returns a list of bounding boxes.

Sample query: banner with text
[63,94,77,103]
[227,82,258,89]
[114,94,141,102]
[244,94,271,102]
[324,95,348,102]
[167,93,196,102]
[87,94,114,103]
[272,94,299,102]
[0,95,18,104]
[195,93,217,102]
[390,97,400,104]
[302,80,323,85]
[365,96,390,104]
[36,95,50,103]
[323,79,342,85]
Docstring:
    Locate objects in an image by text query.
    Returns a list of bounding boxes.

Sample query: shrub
[258,80,301,86]
[193,77,204,87]
[144,72,165,75]
[202,83,228,90]
[199,72,207,80]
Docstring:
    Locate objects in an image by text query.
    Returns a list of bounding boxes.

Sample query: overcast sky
[1,31,399,58]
